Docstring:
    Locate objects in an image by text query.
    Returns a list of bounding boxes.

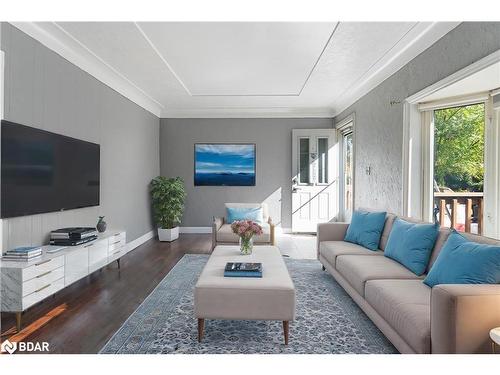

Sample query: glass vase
[239,236,254,255]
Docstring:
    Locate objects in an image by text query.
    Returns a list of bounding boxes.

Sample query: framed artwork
[194,143,256,186]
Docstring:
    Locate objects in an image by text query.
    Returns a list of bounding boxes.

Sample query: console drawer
[108,232,126,246]
[108,246,127,263]
[22,256,65,281]
[22,277,65,310]
[108,238,126,253]
[23,266,65,297]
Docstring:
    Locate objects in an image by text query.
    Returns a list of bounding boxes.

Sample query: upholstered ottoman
[194,245,296,344]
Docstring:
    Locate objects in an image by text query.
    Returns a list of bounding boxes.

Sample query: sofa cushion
[225,203,269,222]
[226,206,264,224]
[365,279,431,353]
[344,210,387,250]
[319,241,383,268]
[384,218,439,276]
[216,223,270,243]
[336,255,423,296]
[424,230,500,288]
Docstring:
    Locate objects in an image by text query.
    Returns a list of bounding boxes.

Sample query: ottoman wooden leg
[283,321,289,345]
[198,318,205,342]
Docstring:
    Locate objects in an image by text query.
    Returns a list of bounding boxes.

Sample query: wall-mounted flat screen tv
[194,143,256,186]
[1,120,100,218]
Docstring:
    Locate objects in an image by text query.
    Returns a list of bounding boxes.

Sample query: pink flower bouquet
[230,220,263,254]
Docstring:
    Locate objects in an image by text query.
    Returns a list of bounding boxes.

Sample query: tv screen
[1,120,100,218]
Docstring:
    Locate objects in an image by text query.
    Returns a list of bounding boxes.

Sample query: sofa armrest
[316,222,349,259]
[212,217,224,250]
[268,217,276,246]
[431,284,500,353]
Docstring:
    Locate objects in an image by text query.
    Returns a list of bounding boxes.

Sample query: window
[433,103,485,234]
[337,115,355,221]
[317,137,329,184]
[299,137,310,184]
[343,132,354,218]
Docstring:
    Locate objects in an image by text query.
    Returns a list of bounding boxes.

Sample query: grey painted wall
[0,23,160,252]
[334,22,500,215]
[160,118,333,228]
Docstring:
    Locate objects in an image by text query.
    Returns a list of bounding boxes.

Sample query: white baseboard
[126,230,155,252]
[180,227,212,234]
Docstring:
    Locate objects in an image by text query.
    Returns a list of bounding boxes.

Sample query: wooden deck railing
[434,192,484,234]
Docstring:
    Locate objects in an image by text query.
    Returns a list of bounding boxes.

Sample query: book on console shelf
[224,262,263,278]
[2,246,43,261]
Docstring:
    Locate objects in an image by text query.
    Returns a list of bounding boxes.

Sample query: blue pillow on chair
[226,207,264,224]
[424,230,500,287]
[384,218,439,276]
[344,210,387,250]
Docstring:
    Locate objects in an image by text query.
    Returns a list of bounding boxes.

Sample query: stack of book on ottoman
[2,246,43,262]
[224,262,262,278]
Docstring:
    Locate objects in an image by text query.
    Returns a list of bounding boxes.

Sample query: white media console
[0,230,127,331]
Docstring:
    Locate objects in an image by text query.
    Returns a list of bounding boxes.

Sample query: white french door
[291,129,338,233]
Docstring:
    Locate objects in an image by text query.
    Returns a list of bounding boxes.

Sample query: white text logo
[1,340,49,353]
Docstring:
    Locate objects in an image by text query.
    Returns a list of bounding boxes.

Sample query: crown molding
[331,22,461,116]
[161,106,335,118]
[8,22,460,120]
[10,22,164,117]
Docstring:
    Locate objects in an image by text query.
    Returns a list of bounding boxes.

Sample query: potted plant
[151,176,186,242]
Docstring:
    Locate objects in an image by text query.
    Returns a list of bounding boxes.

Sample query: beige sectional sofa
[317,213,500,354]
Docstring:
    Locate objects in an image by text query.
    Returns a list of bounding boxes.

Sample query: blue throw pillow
[226,207,263,224]
[424,230,500,287]
[344,210,387,250]
[384,218,438,276]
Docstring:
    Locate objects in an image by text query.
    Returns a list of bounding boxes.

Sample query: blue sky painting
[194,144,256,186]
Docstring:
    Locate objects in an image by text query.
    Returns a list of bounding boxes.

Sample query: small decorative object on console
[96,216,107,233]
[230,220,263,255]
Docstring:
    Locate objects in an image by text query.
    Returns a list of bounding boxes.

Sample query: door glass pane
[343,132,353,217]
[299,138,310,184]
[318,137,328,183]
[433,103,485,234]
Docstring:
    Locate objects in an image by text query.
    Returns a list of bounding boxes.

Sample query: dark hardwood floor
[0,234,212,354]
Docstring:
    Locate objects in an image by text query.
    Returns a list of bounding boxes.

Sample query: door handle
[292,187,301,193]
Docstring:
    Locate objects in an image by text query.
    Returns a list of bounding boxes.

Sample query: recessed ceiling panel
[20,21,459,117]
[137,22,336,96]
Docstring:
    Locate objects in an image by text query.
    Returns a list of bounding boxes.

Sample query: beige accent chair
[317,212,500,354]
[212,203,276,250]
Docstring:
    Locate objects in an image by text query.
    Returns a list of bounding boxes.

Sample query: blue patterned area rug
[100,254,397,354]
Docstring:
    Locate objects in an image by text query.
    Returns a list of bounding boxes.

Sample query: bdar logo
[1,339,17,354]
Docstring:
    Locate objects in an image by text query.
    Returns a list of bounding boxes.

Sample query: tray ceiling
[11,22,460,117]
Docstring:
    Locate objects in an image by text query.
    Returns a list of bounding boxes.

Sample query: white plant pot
[158,227,179,242]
